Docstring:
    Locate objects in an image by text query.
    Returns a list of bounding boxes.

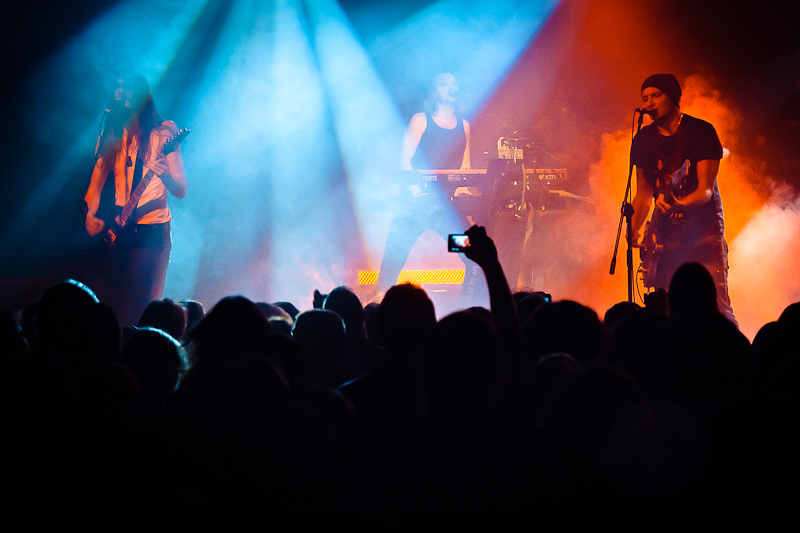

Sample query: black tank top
[411,111,466,169]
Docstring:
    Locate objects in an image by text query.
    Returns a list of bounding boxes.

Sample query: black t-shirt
[631,114,725,242]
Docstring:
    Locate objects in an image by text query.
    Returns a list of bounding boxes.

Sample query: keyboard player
[376,72,476,294]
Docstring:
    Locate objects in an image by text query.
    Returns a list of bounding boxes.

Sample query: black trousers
[376,196,486,305]
[87,222,171,327]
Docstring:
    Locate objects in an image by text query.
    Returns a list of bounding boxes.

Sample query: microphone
[636,108,657,116]
[106,98,125,114]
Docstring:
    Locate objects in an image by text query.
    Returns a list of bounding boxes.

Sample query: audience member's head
[778,301,800,329]
[643,287,668,316]
[184,295,272,363]
[423,310,502,415]
[292,309,347,385]
[243,332,305,381]
[364,302,381,342]
[35,279,99,343]
[751,300,800,383]
[323,286,365,341]
[603,301,642,332]
[138,298,187,340]
[273,301,301,322]
[180,299,205,335]
[292,309,346,346]
[121,327,185,403]
[645,313,750,402]
[516,292,549,325]
[523,300,611,366]
[668,262,719,319]
[35,280,120,371]
[378,283,436,353]
[255,302,294,336]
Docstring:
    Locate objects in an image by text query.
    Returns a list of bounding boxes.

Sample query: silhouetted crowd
[2,226,798,527]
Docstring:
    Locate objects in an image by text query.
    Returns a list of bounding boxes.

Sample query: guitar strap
[668,117,690,177]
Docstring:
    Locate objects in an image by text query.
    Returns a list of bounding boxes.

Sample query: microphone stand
[610,110,647,303]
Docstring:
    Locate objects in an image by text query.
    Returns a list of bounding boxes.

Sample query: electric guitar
[638,159,689,288]
[639,216,663,288]
[104,127,190,247]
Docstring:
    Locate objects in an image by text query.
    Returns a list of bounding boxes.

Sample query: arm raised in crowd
[463,225,520,344]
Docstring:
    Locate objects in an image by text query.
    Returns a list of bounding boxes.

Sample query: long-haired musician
[84,71,187,326]
[376,72,474,294]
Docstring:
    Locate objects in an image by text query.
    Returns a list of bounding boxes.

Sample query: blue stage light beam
[364,0,561,117]
[261,0,350,303]
[172,0,356,308]
[304,0,409,269]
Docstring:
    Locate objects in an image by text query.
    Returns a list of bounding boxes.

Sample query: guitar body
[639,212,664,288]
[103,207,125,247]
[103,127,190,248]
[638,159,689,289]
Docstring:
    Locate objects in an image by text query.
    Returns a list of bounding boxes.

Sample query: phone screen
[448,234,470,253]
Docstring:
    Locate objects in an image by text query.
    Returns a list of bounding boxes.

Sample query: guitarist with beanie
[84,71,187,326]
[630,73,736,326]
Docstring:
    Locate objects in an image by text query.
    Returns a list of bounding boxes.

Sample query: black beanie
[641,74,682,106]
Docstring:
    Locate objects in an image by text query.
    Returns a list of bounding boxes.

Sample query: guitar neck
[111,127,189,229]
[119,169,156,222]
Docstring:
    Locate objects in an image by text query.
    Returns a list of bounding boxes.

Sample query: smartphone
[448,234,471,253]
[531,291,552,303]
